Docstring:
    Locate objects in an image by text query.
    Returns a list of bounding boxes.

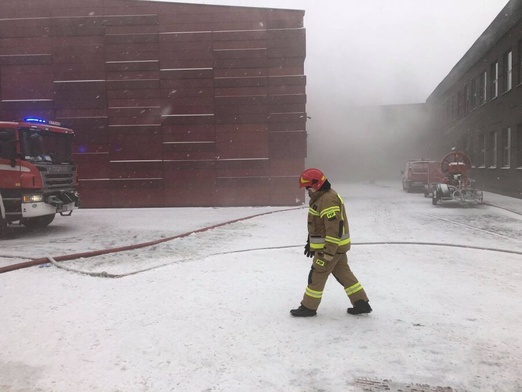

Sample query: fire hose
[46,241,522,279]
[0,207,304,274]
[6,239,522,279]
[1,206,521,277]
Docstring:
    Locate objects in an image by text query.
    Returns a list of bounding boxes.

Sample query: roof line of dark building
[427,0,522,103]
[139,0,305,13]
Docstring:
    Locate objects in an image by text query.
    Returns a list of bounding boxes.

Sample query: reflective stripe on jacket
[307,188,351,257]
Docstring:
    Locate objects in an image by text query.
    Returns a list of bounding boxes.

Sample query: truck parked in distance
[401,159,441,193]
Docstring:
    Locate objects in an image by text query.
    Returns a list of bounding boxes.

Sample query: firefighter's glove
[304,239,315,258]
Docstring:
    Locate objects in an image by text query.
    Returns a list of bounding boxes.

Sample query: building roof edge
[427,0,522,103]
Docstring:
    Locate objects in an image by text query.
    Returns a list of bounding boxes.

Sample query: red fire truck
[0,118,80,237]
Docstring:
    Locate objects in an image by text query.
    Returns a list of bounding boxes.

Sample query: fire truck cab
[0,118,80,236]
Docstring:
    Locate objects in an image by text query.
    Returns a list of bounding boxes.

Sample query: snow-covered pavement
[1,181,521,391]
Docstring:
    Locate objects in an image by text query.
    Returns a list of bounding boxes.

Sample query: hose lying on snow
[49,241,522,279]
[2,206,521,276]
[0,207,304,274]
[46,245,303,278]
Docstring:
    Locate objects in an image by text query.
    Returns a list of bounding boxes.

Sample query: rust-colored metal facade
[0,0,307,207]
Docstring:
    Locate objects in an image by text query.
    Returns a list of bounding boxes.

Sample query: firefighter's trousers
[301,252,369,311]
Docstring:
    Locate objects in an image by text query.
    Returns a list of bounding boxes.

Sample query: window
[518,40,522,86]
[464,84,470,115]
[517,125,522,168]
[466,134,474,166]
[502,50,513,92]
[0,128,16,160]
[457,90,463,118]
[488,131,498,168]
[500,128,511,168]
[470,77,478,110]
[490,60,499,99]
[476,134,485,167]
[479,71,487,105]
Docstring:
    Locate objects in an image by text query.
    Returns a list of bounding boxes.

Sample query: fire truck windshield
[20,128,73,164]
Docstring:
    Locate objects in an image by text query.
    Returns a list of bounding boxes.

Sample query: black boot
[290,305,317,317]
[347,300,372,315]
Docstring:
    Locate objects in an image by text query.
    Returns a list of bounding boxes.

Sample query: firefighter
[290,168,372,317]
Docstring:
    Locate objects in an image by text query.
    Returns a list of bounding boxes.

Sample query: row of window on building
[465,125,522,169]
[444,40,522,121]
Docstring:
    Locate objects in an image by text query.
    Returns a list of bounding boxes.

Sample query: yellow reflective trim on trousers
[308,208,320,216]
[305,287,323,299]
[345,282,363,295]
[320,206,340,218]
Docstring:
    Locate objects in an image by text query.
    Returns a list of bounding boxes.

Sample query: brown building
[0,0,307,207]
[426,0,522,198]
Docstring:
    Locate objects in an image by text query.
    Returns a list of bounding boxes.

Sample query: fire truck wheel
[432,186,440,205]
[21,214,56,229]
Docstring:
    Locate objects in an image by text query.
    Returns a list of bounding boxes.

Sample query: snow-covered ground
[1,181,521,392]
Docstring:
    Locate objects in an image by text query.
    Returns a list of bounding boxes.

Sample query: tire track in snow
[419,212,522,243]
[485,202,522,217]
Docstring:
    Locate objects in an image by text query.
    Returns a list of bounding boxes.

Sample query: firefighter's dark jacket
[307,187,351,261]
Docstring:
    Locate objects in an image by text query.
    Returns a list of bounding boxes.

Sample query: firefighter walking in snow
[291,168,372,317]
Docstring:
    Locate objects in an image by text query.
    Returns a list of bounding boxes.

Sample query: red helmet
[299,168,326,190]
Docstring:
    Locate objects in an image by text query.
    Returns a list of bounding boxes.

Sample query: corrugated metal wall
[0,0,307,207]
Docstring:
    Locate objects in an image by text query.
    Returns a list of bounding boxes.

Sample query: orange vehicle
[0,118,80,236]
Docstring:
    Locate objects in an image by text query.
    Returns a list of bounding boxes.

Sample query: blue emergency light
[24,117,48,124]
[24,117,61,126]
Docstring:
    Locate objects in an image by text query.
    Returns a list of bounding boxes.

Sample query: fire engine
[0,118,80,237]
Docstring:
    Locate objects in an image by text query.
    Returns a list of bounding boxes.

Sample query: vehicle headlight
[22,194,44,203]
